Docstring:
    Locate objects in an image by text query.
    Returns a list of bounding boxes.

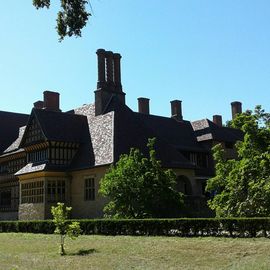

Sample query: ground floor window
[21,181,44,203]
[176,175,192,195]
[47,179,65,203]
[84,177,95,201]
[0,190,11,207]
[198,179,211,198]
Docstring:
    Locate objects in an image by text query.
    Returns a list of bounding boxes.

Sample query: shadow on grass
[69,248,98,256]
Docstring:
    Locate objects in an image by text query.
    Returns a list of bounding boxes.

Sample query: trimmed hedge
[0,218,270,237]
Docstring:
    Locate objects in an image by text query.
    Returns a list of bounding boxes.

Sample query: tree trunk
[60,235,65,255]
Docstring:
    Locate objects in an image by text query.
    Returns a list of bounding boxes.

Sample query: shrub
[1,218,270,237]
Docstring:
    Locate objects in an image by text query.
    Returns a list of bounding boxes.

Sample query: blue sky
[0,1,270,122]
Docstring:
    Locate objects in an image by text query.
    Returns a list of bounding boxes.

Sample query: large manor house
[0,49,243,220]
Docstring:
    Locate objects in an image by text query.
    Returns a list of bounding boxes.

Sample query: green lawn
[0,233,269,270]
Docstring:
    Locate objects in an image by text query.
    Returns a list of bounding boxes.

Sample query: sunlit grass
[0,233,269,270]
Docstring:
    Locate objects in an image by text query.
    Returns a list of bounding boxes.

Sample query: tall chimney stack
[95,49,126,116]
[213,115,222,127]
[43,91,60,112]
[231,101,242,119]
[138,97,150,114]
[170,100,183,121]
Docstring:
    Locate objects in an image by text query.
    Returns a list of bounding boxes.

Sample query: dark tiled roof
[105,97,195,168]
[71,98,194,169]
[134,113,206,152]
[72,103,114,168]
[21,108,89,146]
[15,163,46,176]
[4,96,243,174]
[4,126,26,153]
[0,111,29,153]
[191,119,243,143]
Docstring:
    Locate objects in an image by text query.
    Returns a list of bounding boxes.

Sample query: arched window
[176,175,192,195]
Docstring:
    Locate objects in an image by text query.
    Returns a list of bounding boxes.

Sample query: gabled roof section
[20,108,89,147]
[20,112,46,147]
[191,119,244,142]
[0,110,29,153]
[72,103,114,168]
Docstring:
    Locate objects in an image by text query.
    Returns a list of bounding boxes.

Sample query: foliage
[33,0,91,41]
[99,138,183,218]
[0,220,55,233]
[51,202,81,255]
[207,106,270,217]
[1,218,270,237]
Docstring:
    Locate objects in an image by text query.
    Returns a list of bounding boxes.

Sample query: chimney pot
[231,101,242,119]
[43,91,61,112]
[96,49,106,89]
[213,115,222,127]
[170,100,183,121]
[113,53,122,91]
[138,97,150,114]
[105,51,114,84]
[33,100,44,109]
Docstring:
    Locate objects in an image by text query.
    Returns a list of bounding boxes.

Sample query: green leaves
[100,138,183,219]
[33,0,50,9]
[207,106,270,217]
[51,203,81,255]
[33,0,91,41]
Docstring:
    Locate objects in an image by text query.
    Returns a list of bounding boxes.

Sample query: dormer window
[28,149,49,163]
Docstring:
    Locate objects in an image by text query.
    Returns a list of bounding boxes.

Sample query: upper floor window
[28,149,48,163]
[24,118,44,145]
[0,158,26,174]
[85,177,95,201]
[186,152,209,168]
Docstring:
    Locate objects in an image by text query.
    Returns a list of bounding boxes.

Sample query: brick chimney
[33,100,44,109]
[95,49,126,116]
[170,100,183,121]
[213,115,222,127]
[231,101,242,119]
[43,91,61,112]
[138,97,150,114]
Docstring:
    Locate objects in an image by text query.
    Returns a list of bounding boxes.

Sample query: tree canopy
[206,106,270,217]
[33,0,91,41]
[99,138,184,218]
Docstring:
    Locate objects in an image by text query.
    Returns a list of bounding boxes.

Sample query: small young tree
[51,202,81,255]
[100,138,183,218]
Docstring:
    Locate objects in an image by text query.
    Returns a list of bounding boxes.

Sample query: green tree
[51,202,81,255]
[33,0,91,41]
[206,106,270,217]
[99,138,183,218]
